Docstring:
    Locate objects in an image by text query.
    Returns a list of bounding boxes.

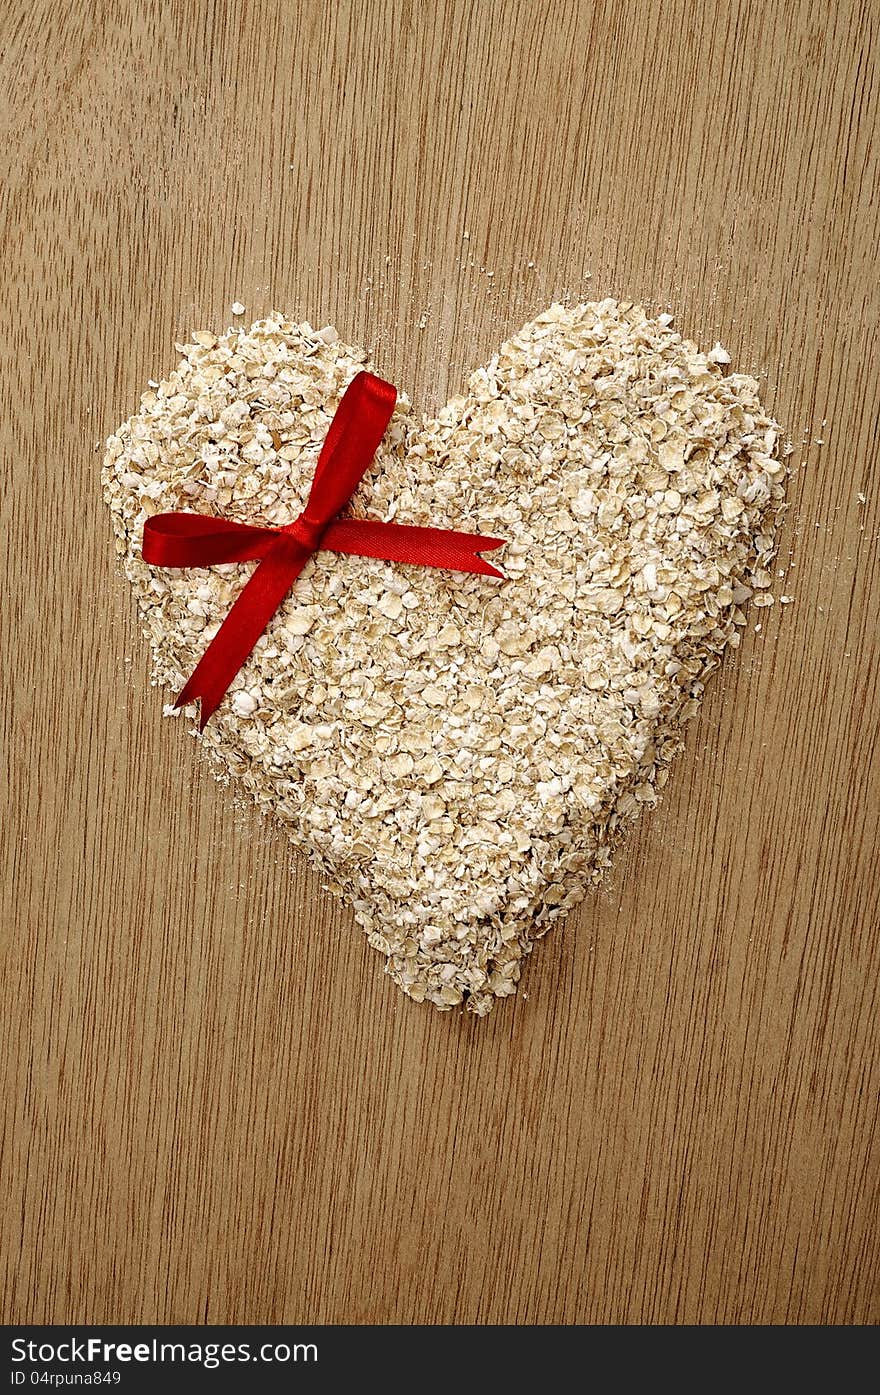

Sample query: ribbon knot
[285,514,325,552]
[142,370,505,729]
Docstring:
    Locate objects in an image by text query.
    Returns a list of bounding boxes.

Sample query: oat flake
[103,301,786,1013]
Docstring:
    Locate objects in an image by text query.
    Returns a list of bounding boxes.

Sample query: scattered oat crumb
[857,492,866,504]
[707,342,732,366]
[231,301,246,316]
[779,595,794,604]
[103,300,786,1015]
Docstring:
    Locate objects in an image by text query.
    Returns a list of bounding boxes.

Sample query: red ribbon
[142,370,505,728]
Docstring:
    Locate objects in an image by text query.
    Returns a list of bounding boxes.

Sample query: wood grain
[2,0,878,1325]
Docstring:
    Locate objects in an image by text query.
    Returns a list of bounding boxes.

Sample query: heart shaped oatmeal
[103,302,786,1013]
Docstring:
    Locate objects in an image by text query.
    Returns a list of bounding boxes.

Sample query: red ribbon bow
[142,370,505,728]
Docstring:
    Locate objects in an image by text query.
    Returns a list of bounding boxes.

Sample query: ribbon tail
[174,534,310,729]
[321,519,506,577]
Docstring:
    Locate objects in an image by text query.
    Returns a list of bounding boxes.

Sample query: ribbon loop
[142,369,505,728]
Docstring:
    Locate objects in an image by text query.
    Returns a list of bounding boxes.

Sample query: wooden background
[2,0,878,1325]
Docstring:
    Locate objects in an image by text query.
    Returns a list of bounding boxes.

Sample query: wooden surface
[2,0,878,1325]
